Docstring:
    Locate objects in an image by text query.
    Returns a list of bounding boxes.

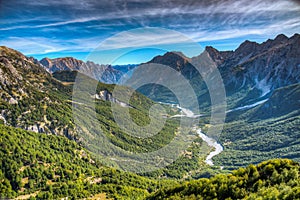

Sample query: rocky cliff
[40,57,123,84]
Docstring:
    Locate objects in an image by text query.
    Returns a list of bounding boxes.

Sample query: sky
[0,0,300,64]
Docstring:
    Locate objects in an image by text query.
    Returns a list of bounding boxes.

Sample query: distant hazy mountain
[40,57,125,84]
[112,64,138,73]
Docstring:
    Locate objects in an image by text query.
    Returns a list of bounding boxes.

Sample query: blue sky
[1,0,299,64]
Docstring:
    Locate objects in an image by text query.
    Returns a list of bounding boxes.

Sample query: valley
[1,0,300,199]
[0,33,299,199]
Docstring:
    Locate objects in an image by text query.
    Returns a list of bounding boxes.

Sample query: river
[167,103,223,166]
[197,129,223,166]
[161,98,268,166]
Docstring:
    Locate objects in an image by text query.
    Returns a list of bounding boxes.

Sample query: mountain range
[15,33,299,107]
[39,57,138,84]
[140,33,300,109]
[0,33,299,199]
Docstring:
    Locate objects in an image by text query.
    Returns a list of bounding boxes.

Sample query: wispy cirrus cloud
[0,36,100,55]
[1,0,299,62]
[188,18,300,42]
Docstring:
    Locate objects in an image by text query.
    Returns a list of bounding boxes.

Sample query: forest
[1,124,299,199]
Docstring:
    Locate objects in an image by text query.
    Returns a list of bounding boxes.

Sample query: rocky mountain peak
[205,46,219,54]
[0,46,25,59]
[39,57,52,67]
[290,33,300,40]
[151,51,188,61]
[205,46,233,65]
[0,46,46,74]
[259,33,293,52]
[40,57,85,72]
[39,57,123,84]
[149,51,191,71]
[234,40,259,58]
[274,33,289,42]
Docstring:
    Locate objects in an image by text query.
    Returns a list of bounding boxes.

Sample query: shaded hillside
[248,83,300,120]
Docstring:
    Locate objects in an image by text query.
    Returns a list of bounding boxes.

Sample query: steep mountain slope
[248,83,300,120]
[40,57,123,84]
[0,46,75,137]
[206,33,300,107]
[134,51,210,110]
[204,34,299,92]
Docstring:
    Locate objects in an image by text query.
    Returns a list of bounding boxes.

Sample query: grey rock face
[40,57,123,84]
[92,89,131,108]
[209,33,300,94]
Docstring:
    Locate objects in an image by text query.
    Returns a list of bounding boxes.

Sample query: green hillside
[214,83,300,169]
[148,159,300,200]
[0,47,189,174]
[1,125,298,199]
[0,124,176,199]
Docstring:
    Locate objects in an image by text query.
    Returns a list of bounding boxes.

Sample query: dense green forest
[214,114,300,169]
[214,83,300,169]
[148,159,300,200]
[0,124,176,199]
[1,124,299,199]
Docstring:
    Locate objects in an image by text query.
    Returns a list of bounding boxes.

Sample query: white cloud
[186,18,300,42]
[0,37,99,55]
[1,0,299,58]
[94,28,192,51]
[0,37,65,55]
